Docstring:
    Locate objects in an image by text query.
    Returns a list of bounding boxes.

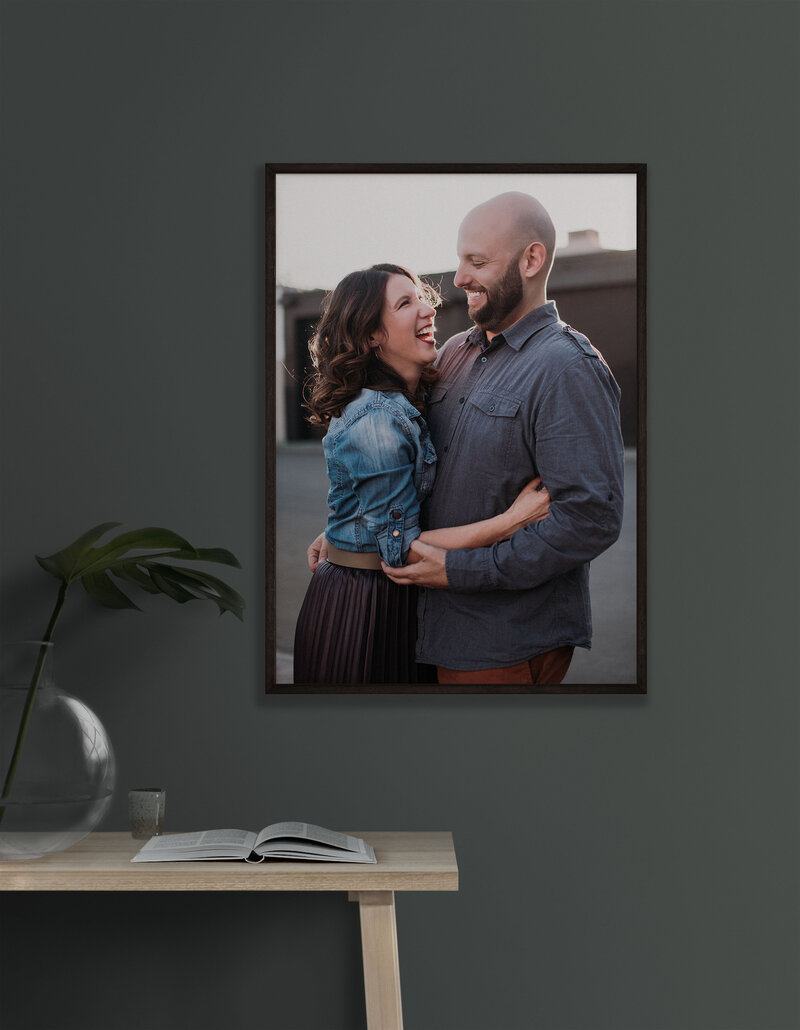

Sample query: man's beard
[471,260,524,332]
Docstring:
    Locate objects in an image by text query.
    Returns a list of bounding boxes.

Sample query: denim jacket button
[392,530,400,538]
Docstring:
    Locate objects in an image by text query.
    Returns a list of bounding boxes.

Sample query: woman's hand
[503,477,551,537]
[306,532,328,572]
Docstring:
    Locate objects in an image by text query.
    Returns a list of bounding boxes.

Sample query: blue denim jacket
[323,389,437,567]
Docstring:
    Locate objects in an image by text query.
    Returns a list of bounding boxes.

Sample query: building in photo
[276,230,638,445]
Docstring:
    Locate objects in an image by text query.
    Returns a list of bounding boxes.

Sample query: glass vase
[0,641,116,860]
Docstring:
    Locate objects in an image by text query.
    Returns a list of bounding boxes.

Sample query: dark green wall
[1,3,797,1028]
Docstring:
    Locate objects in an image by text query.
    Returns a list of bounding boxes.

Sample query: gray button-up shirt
[416,301,625,670]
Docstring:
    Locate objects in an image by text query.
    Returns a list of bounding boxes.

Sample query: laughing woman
[294,263,550,686]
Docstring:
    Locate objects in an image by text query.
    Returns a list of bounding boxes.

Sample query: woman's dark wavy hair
[304,263,441,427]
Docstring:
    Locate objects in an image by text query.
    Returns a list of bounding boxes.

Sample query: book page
[254,822,362,852]
[131,829,257,861]
[257,838,376,862]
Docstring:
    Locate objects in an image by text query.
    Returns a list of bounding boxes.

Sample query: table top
[0,831,458,892]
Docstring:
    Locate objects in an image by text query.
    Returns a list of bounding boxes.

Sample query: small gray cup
[128,788,166,839]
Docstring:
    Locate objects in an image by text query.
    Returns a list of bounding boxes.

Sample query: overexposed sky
[276,172,638,291]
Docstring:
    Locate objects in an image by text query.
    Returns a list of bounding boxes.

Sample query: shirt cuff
[445,545,495,592]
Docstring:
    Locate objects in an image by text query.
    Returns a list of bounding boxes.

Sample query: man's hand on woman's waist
[381,539,449,588]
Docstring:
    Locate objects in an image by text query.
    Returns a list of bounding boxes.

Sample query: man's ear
[521,242,547,279]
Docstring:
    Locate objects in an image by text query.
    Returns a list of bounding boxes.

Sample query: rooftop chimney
[564,229,601,253]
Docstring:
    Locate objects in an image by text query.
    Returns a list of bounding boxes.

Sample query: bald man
[381,192,625,685]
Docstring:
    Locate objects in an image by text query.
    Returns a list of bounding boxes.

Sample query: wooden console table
[0,831,458,1030]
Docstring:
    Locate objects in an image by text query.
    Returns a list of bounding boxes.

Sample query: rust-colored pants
[437,646,574,685]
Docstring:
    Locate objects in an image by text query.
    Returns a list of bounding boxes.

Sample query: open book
[131,822,376,864]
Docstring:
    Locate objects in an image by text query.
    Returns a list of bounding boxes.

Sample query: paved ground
[276,444,638,685]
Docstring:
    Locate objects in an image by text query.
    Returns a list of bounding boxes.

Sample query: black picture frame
[267,163,646,693]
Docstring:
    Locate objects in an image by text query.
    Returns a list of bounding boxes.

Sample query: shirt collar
[466,300,560,353]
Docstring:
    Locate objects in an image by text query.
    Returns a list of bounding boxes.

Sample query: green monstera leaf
[35,524,244,620]
[1,524,245,821]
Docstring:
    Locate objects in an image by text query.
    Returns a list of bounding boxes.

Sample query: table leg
[349,890,403,1030]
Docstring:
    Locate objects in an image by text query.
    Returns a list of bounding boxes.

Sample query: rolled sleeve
[345,409,422,567]
[372,503,420,566]
[447,357,624,592]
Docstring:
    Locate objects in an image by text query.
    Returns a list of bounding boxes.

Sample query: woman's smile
[374,274,438,386]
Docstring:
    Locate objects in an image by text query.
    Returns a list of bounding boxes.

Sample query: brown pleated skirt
[293,560,436,686]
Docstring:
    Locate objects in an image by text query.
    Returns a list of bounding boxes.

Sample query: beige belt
[326,540,383,571]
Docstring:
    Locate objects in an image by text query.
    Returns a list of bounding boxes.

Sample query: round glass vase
[0,641,116,861]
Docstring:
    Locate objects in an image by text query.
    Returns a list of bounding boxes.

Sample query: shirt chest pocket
[465,391,523,479]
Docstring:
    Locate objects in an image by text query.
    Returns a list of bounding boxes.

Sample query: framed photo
[267,164,646,693]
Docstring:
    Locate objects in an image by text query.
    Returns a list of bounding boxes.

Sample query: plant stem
[0,581,69,823]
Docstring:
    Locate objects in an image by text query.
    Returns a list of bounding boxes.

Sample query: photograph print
[267,164,645,693]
